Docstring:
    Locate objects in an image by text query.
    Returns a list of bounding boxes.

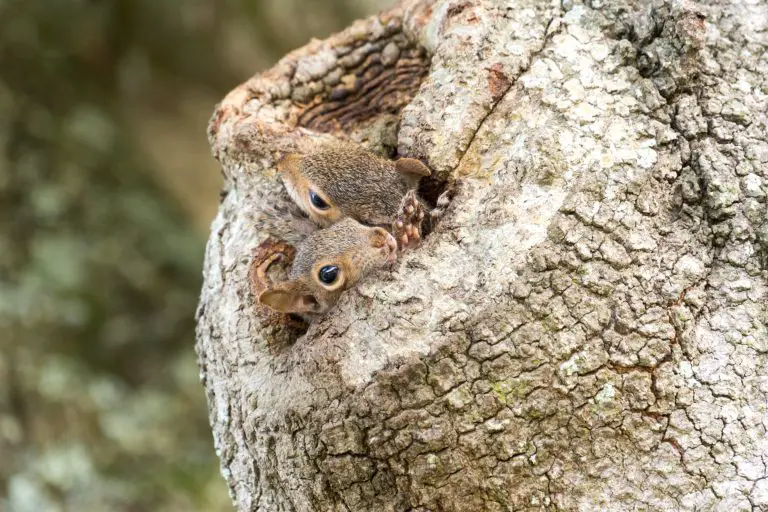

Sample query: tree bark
[196,0,768,510]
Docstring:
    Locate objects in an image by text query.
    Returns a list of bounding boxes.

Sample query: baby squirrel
[258,217,397,316]
[277,143,439,249]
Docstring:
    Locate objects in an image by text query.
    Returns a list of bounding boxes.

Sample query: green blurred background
[0,1,390,510]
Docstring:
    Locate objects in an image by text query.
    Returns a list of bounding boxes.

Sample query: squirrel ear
[258,282,322,314]
[277,153,303,174]
[395,158,431,177]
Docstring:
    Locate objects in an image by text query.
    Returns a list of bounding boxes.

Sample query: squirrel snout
[370,228,397,263]
[385,233,397,258]
[370,227,389,248]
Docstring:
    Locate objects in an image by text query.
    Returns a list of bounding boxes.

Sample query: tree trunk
[196,0,768,510]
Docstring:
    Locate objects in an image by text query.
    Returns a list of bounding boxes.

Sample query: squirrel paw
[393,190,425,251]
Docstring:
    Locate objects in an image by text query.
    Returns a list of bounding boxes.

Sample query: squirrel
[276,143,451,250]
[257,217,397,316]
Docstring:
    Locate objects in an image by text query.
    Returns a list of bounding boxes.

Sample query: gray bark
[197,0,768,510]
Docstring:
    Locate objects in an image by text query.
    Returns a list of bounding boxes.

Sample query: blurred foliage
[0,0,391,510]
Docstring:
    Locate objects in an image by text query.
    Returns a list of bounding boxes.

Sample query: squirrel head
[277,144,431,227]
[258,218,397,315]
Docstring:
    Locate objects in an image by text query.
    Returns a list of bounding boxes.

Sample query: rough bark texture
[197,0,768,510]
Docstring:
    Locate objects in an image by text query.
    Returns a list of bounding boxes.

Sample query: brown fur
[278,143,430,228]
[258,218,397,316]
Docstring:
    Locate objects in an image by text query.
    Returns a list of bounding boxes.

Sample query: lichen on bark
[197,0,768,510]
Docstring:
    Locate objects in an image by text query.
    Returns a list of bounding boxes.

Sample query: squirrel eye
[309,190,329,210]
[318,265,339,285]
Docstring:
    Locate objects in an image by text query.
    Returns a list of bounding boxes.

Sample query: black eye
[309,190,329,210]
[318,265,339,285]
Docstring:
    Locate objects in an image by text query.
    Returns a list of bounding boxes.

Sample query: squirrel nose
[385,233,397,255]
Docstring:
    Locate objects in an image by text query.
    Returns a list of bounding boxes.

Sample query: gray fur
[300,144,419,226]
[290,218,376,278]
